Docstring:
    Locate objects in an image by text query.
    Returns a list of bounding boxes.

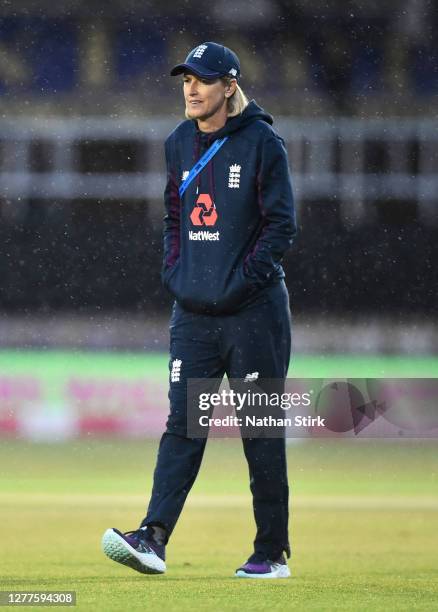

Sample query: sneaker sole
[235,565,291,579]
[102,528,166,575]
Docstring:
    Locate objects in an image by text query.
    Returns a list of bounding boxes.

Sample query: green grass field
[1,438,438,611]
[1,350,437,379]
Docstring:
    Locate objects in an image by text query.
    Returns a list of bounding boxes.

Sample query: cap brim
[170,62,223,79]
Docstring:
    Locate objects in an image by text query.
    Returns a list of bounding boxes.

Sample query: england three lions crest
[228,164,241,189]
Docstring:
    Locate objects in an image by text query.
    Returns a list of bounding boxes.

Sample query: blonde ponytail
[222,78,249,116]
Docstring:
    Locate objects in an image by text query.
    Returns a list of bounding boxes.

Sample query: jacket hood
[195,100,273,140]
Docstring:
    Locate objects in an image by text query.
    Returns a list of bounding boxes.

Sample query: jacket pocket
[161,259,180,293]
[214,265,256,312]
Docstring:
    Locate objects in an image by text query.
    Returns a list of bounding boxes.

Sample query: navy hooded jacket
[162,100,296,315]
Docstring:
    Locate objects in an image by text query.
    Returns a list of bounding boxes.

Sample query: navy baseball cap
[170,42,241,80]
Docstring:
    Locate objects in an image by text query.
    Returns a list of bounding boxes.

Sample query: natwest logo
[190,193,218,227]
[189,230,220,241]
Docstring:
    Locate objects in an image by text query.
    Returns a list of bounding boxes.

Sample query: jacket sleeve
[244,134,297,286]
[162,138,181,270]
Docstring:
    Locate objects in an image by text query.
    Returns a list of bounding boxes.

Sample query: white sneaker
[235,554,291,578]
[102,527,166,575]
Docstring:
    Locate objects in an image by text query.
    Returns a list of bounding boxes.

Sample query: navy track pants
[141,280,292,560]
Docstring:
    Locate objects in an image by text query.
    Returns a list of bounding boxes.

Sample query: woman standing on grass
[102,41,296,579]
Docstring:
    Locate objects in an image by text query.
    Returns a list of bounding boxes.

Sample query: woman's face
[183,73,228,121]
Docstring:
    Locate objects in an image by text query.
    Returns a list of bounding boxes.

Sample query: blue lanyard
[179,136,228,198]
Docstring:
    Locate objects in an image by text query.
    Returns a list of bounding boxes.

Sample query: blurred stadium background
[1,2,438,608]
